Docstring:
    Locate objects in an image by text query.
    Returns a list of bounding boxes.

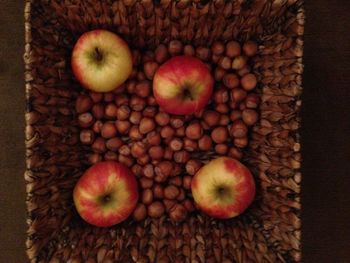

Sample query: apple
[71,29,132,92]
[73,161,138,227]
[153,55,214,115]
[191,157,255,219]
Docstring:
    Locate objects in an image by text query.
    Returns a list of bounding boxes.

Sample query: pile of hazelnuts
[76,39,259,223]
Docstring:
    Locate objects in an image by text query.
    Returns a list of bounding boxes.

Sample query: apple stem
[183,88,194,101]
[94,47,103,61]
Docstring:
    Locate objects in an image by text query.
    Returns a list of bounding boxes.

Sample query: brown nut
[230,110,242,122]
[243,40,258,57]
[169,204,187,223]
[155,112,170,126]
[115,120,131,134]
[171,163,182,176]
[160,125,175,139]
[131,163,142,176]
[177,188,186,201]
[118,154,134,167]
[155,161,173,177]
[230,120,248,138]
[223,73,240,89]
[234,137,248,148]
[147,95,157,106]
[231,88,247,103]
[215,103,229,114]
[203,111,220,127]
[214,67,226,81]
[126,79,136,94]
[89,92,103,103]
[147,201,165,218]
[104,103,117,119]
[116,105,130,120]
[173,150,190,163]
[144,62,159,80]
[140,177,153,189]
[139,117,155,134]
[198,135,212,151]
[129,111,142,124]
[169,138,183,151]
[76,95,93,113]
[219,114,230,126]
[131,141,147,158]
[80,129,95,145]
[92,137,107,153]
[130,95,146,111]
[153,184,164,199]
[211,54,220,64]
[88,153,102,164]
[218,56,232,70]
[163,199,176,212]
[241,73,257,91]
[185,122,203,140]
[175,126,186,137]
[183,176,192,190]
[164,185,180,200]
[242,109,259,126]
[143,164,154,179]
[155,44,169,63]
[143,106,157,118]
[106,137,123,151]
[245,93,260,109]
[104,151,118,161]
[211,126,228,143]
[183,44,195,56]
[92,120,103,134]
[103,92,114,103]
[214,88,229,104]
[215,143,228,155]
[226,41,241,58]
[169,176,182,187]
[146,131,161,146]
[183,199,195,212]
[118,144,131,156]
[133,203,147,221]
[237,66,251,77]
[163,147,174,160]
[129,125,143,140]
[78,112,94,128]
[185,159,202,175]
[232,56,247,70]
[196,46,211,61]
[115,94,129,106]
[168,40,183,56]
[142,189,154,205]
[101,122,117,139]
[91,104,104,119]
[170,116,184,129]
[137,154,150,166]
[183,138,198,152]
[211,41,225,55]
[149,146,164,160]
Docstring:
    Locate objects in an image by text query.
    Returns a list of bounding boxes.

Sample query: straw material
[24,0,304,262]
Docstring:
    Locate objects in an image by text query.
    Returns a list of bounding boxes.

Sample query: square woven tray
[24,0,304,262]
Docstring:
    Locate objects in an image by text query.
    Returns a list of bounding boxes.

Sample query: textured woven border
[24,1,304,262]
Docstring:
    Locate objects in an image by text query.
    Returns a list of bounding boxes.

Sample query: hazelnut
[147,201,165,218]
[153,184,164,199]
[129,111,142,124]
[144,62,159,80]
[143,164,154,178]
[168,40,183,56]
[245,93,260,109]
[115,94,129,106]
[133,203,147,221]
[211,126,228,143]
[137,154,150,166]
[129,125,143,140]
[231,88,247,103]
[89,92,103,103]
[155,44,169,63]
[80,129,95,145]
[142,189,153,205]
[211,41,225,55]
[211,54,220,64]
[232,56,247,70]
[163,147,174,160]
[169,204,187,223]
[215,144,228,155]
[215,103,229,114]
[185,159,202,175]
[155,112,170,126]
[140,177,153,189]
[241,73,257,91]
[155,161,173,177]
[171,163,182,176]
[230,120,248,138]
[223,73,240,89]
[173,150,190,163]
[230,110,242,122]
[78,112,94,128]
[218,56,232,70]
[183,44,195,56]
[160,125,175,139]
[104,103,118,119]
[198,135,212,151]
[88,153,102,164]
[182,175,192,190]
[126,79,136,94]
[226,41,241,58]
[116,105,130,120]
[92,120,103,134]
[76,95,93,113]
[118,154,133,167]
[103,92,114,102]
[183,138,198,152]
[130,95,146,111]
[118,144,131,156]
[147,96,157,106]
[219,114,230,126]
[163,199,176,212]
[214,88,229,104]
[131,141,147,158]
[196,46,211,61]
[237,66,251,77]
[169,176,182,187]
[169,138,183,151]
[106,137,123,151]
[101,122,117,139]
[183,199,195,212]
[146,131,161,146]
[242,109,259,126]
[164,185,180,200]
[91,104,104,119]
[243,40,258,57]
[143,106,157,118]
[139,117,155,134]
[92,137,107,153]
[175,126,186,137]
[177,189,186,201]
[234,137,248,148]
[185,122,203,140]
[104,151,118,161]
[170,116,184,129]
[203,111,220,126]
[115,120,131,134]
[149,146,164,160]
[214,67,226,81]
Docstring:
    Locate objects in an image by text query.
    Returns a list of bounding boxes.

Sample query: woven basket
[24,0,304,262]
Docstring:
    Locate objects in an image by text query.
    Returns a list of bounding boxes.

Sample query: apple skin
[73,161,138,227]
[191,157,255,219]
[71,29,132,92]
[153,55,214,115]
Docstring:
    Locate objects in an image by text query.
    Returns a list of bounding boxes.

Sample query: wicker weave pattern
[24,0,304,262]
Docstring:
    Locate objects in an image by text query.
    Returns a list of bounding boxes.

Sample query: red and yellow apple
[153,55,214,115]
[71,29,132,92]
[191,157,255,219]
[73,161,138,227]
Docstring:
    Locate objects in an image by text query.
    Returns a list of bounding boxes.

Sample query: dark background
[1,1,350,262]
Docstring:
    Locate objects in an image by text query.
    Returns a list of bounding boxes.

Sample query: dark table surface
[1,1,350,262]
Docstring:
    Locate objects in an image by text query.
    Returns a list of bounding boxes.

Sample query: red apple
[153,56,214,115]
[71,29,132,92]
[191,157,255,219]
[73,161,138,227]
